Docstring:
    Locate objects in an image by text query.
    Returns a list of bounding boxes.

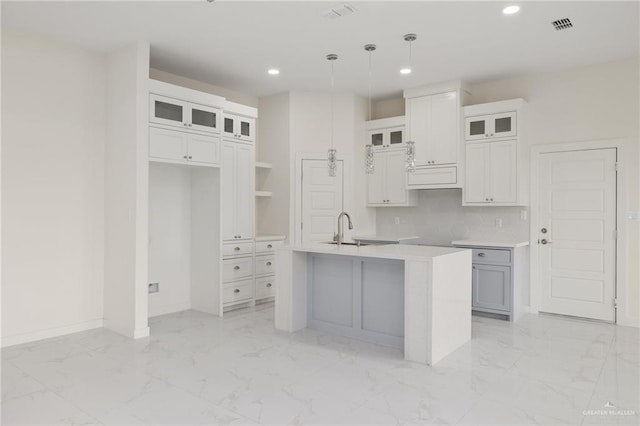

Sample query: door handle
[540,239,552,245]
[234,266,240,270]
[266,262,272,266]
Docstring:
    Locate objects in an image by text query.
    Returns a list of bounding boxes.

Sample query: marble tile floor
[2,304,638,425]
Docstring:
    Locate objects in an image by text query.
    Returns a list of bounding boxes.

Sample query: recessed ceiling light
[267,69,280,75]
[502,5,520,15]
[400,68,412,75]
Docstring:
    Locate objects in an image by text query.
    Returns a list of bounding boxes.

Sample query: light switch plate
[148,282,159,294]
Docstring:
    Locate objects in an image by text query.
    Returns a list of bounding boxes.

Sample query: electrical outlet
[394,217,400,225]
[521,209,528,220]
[148,282,159,294]
[495,218,503,228]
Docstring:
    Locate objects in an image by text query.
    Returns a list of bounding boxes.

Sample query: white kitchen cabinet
[367,148,417,207]
[223,113,255,143]
[221,141,254,241]
[404,81,470,189]
[463,99,527,206]
[465,111,516,141]
[253,236,285,302]
[149,94,220,134]
[149,126,220,166]
[365,116,405,150]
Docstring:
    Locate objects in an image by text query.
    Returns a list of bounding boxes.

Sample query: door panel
[235,143,254,240]
[189,104,219,134]
[149,127,187,162]
[385,149,408,204]
[429,91,458,165]
[367,152,386,205]
[220,142,236,241]
[490,139,517,203]
[187,134,219,165]
[473,264,511,312]
[406,97,430,165]
[302,160,343,244]
[538,148,616,321]
[464,143,489,202]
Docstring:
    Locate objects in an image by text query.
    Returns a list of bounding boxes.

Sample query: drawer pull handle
[478,253,486,257]
[266,283,272,288]
[234,266,240,270]
[234,289,240,293]
[234,247,240,251]
[266,262,272,266]
[267,244,273,249]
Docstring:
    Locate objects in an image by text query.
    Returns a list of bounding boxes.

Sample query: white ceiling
[3,1,638,99]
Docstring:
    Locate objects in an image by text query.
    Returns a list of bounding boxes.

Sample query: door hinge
[613,298,619,309]
[615,162,619,172]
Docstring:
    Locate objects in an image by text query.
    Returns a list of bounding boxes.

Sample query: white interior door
[301,159,343,244]
[538,148,617,321]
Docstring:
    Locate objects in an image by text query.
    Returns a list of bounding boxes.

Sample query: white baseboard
[148,301,191,318]
[1,319,104,348]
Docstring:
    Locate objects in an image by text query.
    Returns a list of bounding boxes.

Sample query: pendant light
[364,44,376,174]
[400,33,417,75]
[327,53,338,177]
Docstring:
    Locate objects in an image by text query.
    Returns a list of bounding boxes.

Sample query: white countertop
[352,235,419,243]
[451,239,529,248]
[255,234,286,242]
[282,243,470,262]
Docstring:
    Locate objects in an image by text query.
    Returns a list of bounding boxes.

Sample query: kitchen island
[275,243,472,365]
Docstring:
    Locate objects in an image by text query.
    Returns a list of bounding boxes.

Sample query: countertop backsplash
[375,189,529,246]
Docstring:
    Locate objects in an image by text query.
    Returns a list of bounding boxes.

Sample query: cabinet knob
[485,134,488,137]
[188,124,192,127]
[234,266,240,270]
[490,133,494,136]
[478,252,486,257]
[266,261,272,266]
[234,289,240,293]
[267,244,273,249]
[184,123,188,127]
[485,198,489,201]
[234,247,240,251]
[184,155,188,159]
[266,283,272,288]
[490,198,494,201]
[188,156,192,160]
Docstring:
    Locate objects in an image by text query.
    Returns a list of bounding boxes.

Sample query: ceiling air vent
[552,18,573,31]
[322,3,358,19]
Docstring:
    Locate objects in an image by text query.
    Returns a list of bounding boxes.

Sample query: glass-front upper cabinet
[367,126,405,150]
[149,94,220,134]
[465,112,517,141]
[223,114,255,143]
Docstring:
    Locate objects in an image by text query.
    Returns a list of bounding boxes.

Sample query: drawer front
[223,257,253,282]
[255,240,284,254]
[255,255,275,276]
[472,248,511,265]
[407,166,457,187]
[255,276,275,299]
[223,279,253,304]
[223,242,254,257]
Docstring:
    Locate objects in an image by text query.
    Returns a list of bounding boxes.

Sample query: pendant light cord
[368,49,372,121]
[330,58,335,150]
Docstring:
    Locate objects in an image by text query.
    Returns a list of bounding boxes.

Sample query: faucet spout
[334,211,354,246]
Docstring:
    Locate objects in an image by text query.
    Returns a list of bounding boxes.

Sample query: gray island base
[275,244,472,365]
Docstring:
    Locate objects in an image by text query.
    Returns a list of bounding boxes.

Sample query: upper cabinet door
[220,142,237,241]
[464,143,490,203]
[489,140,517,203]
[234,143,255,239]
[237,117,255,143]
[150,94,187,128]
[187,134,220,165]
[388,127,405,147]
[465,112,517,141]
[406,96,430,165]
[491,112,517,139]
[367,151,386,205]
[149,127,188,162]
[189,104,220,134]
[369,130,384,148]
[429,91,458,165]
[223,116,236,139]
[385,149,409,204]
[465,115,489,141]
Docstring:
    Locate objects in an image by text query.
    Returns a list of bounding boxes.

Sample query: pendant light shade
[327,53,338,177]
[406,141,416,172]
[400,33,417,75]
[364,44,377,174]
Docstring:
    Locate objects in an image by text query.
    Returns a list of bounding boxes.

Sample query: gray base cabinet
[454,243,529,321]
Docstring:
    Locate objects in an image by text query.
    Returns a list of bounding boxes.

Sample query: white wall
[149,68,258,108]
[148,163,191,317]
[1,31,106,345]
[103,41,150,339]
[256,93,290,237]
[376,58,640,325]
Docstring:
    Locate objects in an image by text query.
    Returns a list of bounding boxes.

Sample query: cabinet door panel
[150,95,186,128]
[472,264,511,312]
[190,104,219,134]
[464,143,490,203]
[187,134,220,165]
[149,127,187,162]
[367,151,386,205]
[238,117,255,142]
[429,91,458,165]
[223,116,236,138]
[492,112,517,138]
[220,142,236,241]
[490,140,517,203]
[406,96,430,165]
[388,127,405,146]
[235,143,254,240]
[465,115,489,141]
[385,150,408,204]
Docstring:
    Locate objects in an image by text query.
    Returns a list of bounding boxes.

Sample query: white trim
[1,319,104,348]
[530,138,633,326]
[149,78,226,108]
[294,152,353,245]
